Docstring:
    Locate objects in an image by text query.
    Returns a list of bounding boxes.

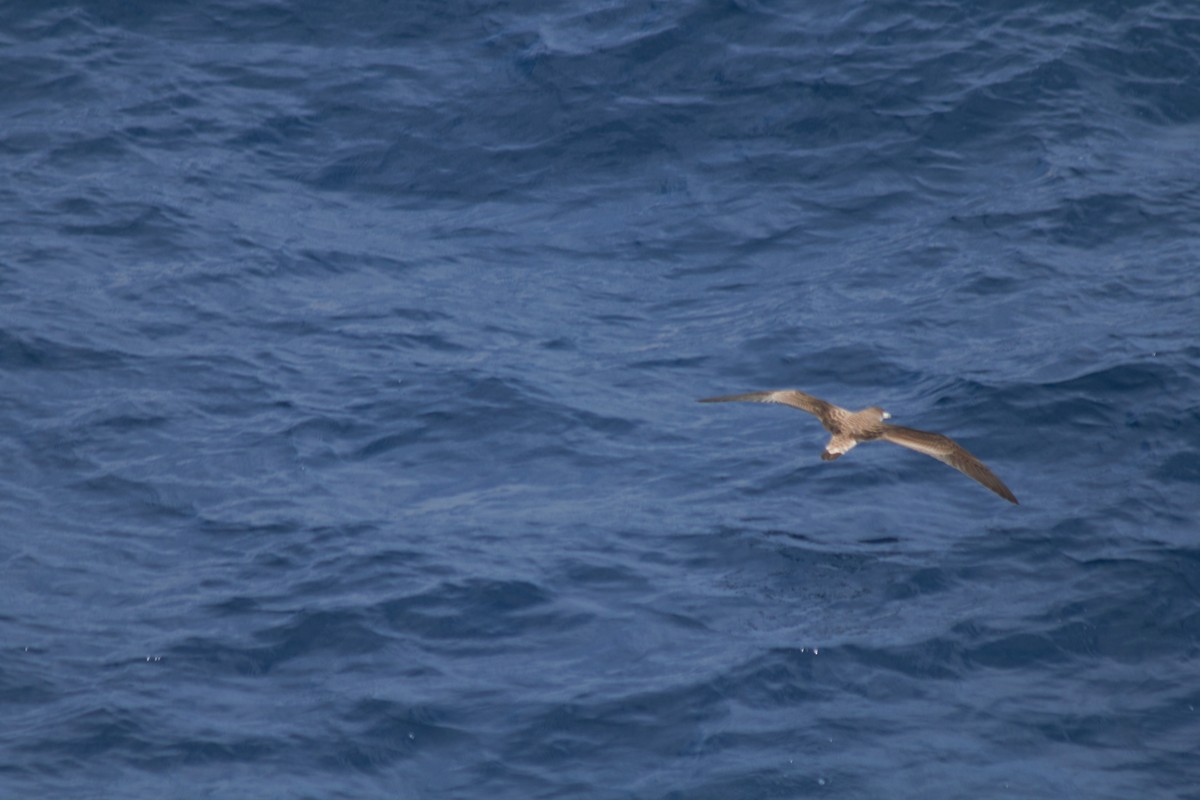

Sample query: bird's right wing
[698,390,839,426]
[880,425,1018,504]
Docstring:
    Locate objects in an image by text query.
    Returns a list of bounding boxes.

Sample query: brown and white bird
[699,389,1018,504]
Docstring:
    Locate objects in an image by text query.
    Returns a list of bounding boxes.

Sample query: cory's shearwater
[699,389,1018,504]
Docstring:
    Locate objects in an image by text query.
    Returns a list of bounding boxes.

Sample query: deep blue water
[3,1,1200,797]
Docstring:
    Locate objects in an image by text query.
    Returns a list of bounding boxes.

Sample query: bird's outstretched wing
[880,425,1018,504]
[698,390,841,428]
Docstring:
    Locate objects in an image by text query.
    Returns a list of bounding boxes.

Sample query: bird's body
[699,389,1018,504]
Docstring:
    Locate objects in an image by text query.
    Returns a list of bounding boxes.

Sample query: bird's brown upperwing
[880,425,1018,504]
[698,390,843,431]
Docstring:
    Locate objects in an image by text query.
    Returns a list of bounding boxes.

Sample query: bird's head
[868,406,892,422]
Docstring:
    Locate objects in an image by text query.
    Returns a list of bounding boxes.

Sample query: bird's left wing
[698,390,839,426]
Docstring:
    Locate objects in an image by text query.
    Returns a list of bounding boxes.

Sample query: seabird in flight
[699,389,1018,504]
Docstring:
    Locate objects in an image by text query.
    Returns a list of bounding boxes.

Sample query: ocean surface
[3,1,1199,797]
